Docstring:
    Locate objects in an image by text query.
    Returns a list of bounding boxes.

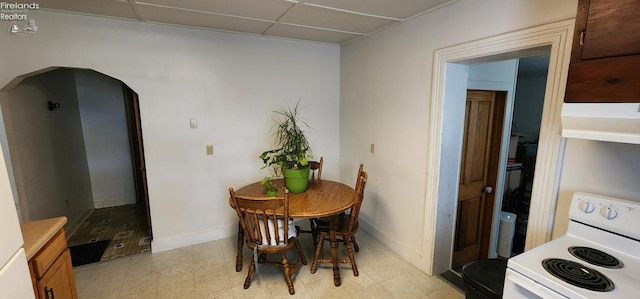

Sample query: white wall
[75,70,136,208]
[0,10,340,252]
[553,139,640,238]
[468,60,519,92]
[340,0,577,274]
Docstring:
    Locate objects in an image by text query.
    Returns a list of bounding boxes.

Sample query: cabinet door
[565,55,640,102]
[37,250,77,299]
[566,0,640,102]
[575,0,640,60]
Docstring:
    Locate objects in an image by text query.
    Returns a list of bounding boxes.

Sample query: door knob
[483,186,494,194]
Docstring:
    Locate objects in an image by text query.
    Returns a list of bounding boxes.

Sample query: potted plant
[260,101,313,193]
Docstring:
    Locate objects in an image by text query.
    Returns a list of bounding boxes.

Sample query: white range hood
[561,103,640,144]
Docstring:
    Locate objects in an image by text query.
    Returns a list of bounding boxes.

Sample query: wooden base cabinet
[28,230,78,299]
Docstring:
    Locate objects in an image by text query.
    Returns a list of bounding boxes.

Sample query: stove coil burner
[568,246,623,269]
[542,258,615,292]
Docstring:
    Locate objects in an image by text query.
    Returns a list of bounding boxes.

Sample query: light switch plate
[190,118,197,129]
[206,145,213,155]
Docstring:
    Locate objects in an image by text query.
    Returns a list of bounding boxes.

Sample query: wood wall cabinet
[28,229,78,299]
[565,0,640,102]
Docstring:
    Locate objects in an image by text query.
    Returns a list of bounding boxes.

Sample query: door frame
[123,86,153,238]
[425,20,573,274]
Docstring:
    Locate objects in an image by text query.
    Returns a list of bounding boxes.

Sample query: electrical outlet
[206,144,214,155]
[370,143,375,153]
[190,118,198,129]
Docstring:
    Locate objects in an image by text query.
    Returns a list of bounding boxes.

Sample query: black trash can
[461,258,508,299]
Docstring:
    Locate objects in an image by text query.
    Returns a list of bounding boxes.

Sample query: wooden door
[123,86,152,237]
[452,90,505,269]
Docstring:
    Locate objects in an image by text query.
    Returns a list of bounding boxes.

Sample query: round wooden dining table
[231,179,357,286]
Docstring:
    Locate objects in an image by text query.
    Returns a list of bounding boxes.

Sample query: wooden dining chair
[229,188,307,295]
[310,164,364,250]
[310,169,368,279]
[299,157,324,238]
[309,157,323,182]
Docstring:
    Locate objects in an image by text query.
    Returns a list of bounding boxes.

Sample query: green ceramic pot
[283,167,310,194]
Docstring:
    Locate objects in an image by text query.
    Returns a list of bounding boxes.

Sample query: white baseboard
[358,219,429,274]
[150,219,427,275]
[94,199,116,209]
[93,197,136,208]
[151,224,237,253]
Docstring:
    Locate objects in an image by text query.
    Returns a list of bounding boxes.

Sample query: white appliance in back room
[0,150,35,298]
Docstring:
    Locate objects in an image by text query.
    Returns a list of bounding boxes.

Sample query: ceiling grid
[34,0,458,44]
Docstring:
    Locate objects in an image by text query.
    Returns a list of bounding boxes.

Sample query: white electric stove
[503,192,640,298]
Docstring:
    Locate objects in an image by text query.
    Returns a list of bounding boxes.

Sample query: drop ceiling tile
[306,0,455,19]
[38,0,139,20]
[282,4,398,34]
[266,23,362,44]
[138,0,294,21]
[33,0,456,44]
[139,4,273,34]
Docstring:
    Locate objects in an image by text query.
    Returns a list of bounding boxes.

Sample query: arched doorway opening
[0,67,152,262]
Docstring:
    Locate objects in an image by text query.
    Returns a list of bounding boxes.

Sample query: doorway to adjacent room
[425,20,574,277]
[0,68,152,264]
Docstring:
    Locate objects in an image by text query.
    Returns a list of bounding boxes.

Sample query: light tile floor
[73,229,464,298]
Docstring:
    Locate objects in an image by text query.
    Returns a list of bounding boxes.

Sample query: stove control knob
[579,201,594,213]
[600,207,617,220]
